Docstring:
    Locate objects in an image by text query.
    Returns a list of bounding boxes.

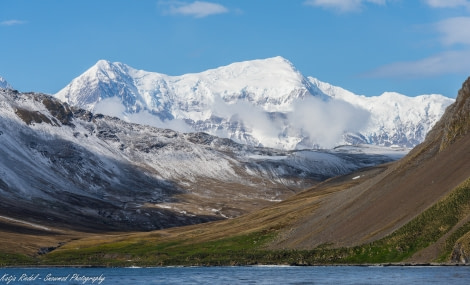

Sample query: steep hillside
[271,76,470,250]
[36,77,470,266]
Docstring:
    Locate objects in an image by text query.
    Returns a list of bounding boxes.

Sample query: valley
[0,62,468,267]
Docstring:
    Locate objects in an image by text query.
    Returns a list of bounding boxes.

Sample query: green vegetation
[0,252,37,267]
[436,221,470,262]
[41,231,278,267]
[343,177,470,263]
[37,177,470,266]
[1,175,468,267]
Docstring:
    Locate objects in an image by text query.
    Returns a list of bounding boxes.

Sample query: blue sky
[1,0,470,98]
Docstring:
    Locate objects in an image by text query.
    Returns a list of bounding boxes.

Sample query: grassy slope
[2,162,469,266]
[27,171,469,266]
[0,164,373,266]
[0,149,466,267]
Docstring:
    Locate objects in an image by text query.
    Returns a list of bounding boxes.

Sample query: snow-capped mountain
[0,76,12,89]
[55,57,454,149]
[0,89,401,231]
[308,77,453,147]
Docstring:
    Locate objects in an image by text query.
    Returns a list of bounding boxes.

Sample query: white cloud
[210,95,369,149]
[365,49,470,78]
[210,96,281,146]
[435,17,470,46]
[0,20,26,26]
[424,0,470,8]
[126,111,193,133]
[164,1,229,18]
[304,0,386,13]
[93,97,193,133]
[94,97,126,118]
[288,96,370,148]
[366,15,470,78]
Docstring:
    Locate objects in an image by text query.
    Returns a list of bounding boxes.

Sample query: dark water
[0,266,469,284]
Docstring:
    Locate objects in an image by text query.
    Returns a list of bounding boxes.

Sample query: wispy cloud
[0,19,27,26]
[160,1,229,18]
[365,10,470,78]
[303,0,386,13]
[435,17,470,46]
[424,0,470,8]
[364,49,470,78]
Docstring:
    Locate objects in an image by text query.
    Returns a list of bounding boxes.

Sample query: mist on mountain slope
[210,94,371,149]
[94,92,371,149]
[289,96,370,148]
[94,97,193,133]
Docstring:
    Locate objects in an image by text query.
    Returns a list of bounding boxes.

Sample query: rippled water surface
[1,266,470,284]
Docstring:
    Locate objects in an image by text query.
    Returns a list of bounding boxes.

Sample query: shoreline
[1,262,468,269]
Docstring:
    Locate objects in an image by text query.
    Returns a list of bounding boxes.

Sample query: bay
[0,266,469,284]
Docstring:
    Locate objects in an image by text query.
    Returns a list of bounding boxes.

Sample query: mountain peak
[259,56,295,67]
[94,59,114,70]
[0,76,13,90]
[219,56,299,75]
[90,59,131,78]
[198,56,307,95]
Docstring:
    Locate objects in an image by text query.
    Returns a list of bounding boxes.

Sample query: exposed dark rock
[41,96,74,126]
[15,108,54,126]
[440,77,470,150]
[37,242,65,255]
[37,246,57,255]
[97,130,120,142]
[186,132,216,145]
[451,243,470,264]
